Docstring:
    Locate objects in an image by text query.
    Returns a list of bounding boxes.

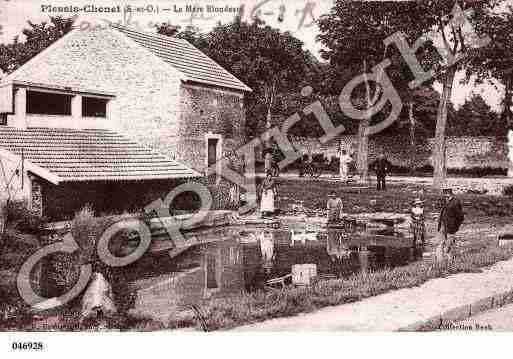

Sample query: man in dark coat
[436,188,464,264]
[370,154,392,191]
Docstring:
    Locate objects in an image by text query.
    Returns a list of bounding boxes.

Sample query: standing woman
[339,148,352,182]
[260,171,277,218]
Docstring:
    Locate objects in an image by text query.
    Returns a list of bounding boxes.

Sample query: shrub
[2,200,46,234]
[504,185,513,197]
[71,205,101,259]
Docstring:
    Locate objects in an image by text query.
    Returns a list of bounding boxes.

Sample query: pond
[126,224,423,321]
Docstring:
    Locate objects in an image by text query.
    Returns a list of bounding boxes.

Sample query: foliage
[0,16,75,73]
[449,93,501,136]
[317,0,503,187]
[41,207,138,313]
[71,205,102,259]
[2,200,46,233]
[503,184,513,197]
[465,4,513,130]
[157,17,318,138]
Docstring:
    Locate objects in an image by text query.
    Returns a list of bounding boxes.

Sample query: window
[207,138,219,167]
[82,97,108,118]
[206,253,219,289]
[205,134,223,184]
[27,91,72,115]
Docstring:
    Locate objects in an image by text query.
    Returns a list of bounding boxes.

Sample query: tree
[155,23,209,50]
[410,0,501,188]
[318,1,433,182]
[157,18,314,142]
[318,0,501,188]
[450,93,499,136]
[0,16,76,73]
[465,4,513,137]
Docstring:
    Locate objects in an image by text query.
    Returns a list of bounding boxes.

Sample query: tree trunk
[356,119,369,183]
[264,104,272,174]
[409,101,416,175]
[433,67,456,189]
[500,76,513,135]
[357,60,371,184]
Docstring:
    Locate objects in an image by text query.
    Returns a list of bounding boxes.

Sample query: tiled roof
[111,24,252,93]
[0,127,201,183]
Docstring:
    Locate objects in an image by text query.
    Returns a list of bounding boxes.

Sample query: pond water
[126,225,423,320]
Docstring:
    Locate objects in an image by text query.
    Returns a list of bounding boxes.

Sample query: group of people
[326,186,465,265]
[259,151,395,218]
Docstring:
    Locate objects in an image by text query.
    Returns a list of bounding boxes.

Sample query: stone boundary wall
[288,136,508,170]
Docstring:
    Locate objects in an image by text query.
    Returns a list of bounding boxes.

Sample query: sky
[0,0,509,111]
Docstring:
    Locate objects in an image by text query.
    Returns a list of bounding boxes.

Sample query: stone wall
[290,135,508,170]
[429,137,507,169]
[176,84,246,173]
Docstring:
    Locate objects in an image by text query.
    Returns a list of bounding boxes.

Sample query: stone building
[0,24,251,221]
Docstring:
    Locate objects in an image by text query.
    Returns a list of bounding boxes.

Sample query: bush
[0,200,45,262]
[2,200,46,234]
[71,205,102,258]
[41,206,139,316]
[503,185,513,197]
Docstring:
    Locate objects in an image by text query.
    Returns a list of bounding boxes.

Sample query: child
[327,191,343,223]
[410,198,426,248]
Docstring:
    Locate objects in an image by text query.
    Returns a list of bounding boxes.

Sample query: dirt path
[235,257,513,331]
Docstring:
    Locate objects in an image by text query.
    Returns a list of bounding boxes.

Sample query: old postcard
[0,0,513,354]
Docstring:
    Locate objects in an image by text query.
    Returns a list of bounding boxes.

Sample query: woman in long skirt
[260,172,277,217]
[339,148,352,182]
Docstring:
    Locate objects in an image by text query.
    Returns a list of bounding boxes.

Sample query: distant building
[0,24,251,220]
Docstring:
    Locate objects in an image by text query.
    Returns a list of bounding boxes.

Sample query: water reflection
[259,230,275,274]
[128,227,422,319]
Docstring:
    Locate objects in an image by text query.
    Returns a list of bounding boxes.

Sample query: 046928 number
[12,342,44,351]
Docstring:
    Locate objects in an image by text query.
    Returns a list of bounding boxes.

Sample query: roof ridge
[110,23,188,46]
[110,23,252,92]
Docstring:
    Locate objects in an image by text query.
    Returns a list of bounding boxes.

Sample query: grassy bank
[5,241,512,331]
[275,179,513,218]
[169,242,513,331]
[4,180,513,331]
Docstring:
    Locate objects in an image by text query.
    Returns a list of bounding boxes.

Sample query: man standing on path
[436,188,464,265]
[370,154,391,191]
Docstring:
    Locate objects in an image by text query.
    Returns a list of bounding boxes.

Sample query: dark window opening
[27,91,72,116]
[83,97,108,118]
[207,138,219,167]
[206,253,219,289]
[0,114,6,125]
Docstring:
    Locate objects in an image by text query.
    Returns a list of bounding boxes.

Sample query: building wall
[41,179,185,221]
[290,135,509,170]
[6,25,183,156]
[5,26,247,173]
[175,84,246,173]
[4,26,247,211]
